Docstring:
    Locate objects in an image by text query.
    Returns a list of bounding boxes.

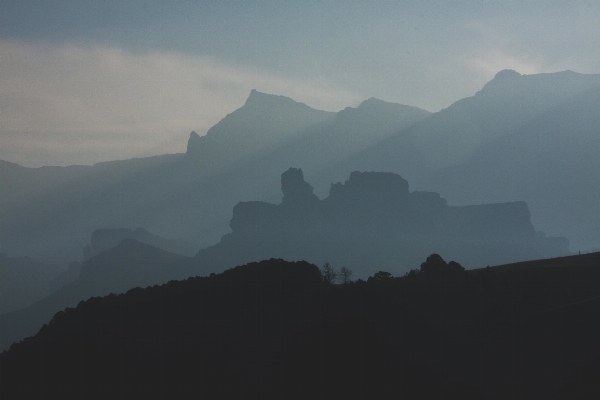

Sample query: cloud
[466,51,545,78]
[0,40,361,167]
[463,12,600,85]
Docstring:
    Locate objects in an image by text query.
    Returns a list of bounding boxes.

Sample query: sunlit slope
[315,70,600,250]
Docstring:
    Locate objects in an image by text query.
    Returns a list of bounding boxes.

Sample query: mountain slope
[4,255,600,399]
[0,239,186,352]
[316,70,600,250]
[186,89,336,172]
[0,254,62,314]
[425,84,600,249]
[83,227,198,260]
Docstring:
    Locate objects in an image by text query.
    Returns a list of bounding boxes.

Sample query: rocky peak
[243,89,310,110]
[186,131,202,155]
[477,69,523,95]
[493,69,522,81]
[281,168,318,206]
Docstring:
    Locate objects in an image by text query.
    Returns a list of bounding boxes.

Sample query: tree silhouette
[367,271,393,284]
[321,262,338,284]
[339,267,353,284]
[418,254,465,277]
[419,253,447,275]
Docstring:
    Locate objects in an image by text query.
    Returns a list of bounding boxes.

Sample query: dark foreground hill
[0,239,187,353]
[3,255,600,399]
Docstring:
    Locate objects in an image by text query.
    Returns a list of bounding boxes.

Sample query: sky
[1,1,600,167]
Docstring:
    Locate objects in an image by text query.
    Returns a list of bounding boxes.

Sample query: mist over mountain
[313,70,600,251]
[426,83,600,250]
[255,97,431,197]
[4,2,600,396]
[83,227,197,261]
[0,91,429,266]
[0,253,61,314]
[0,154,186,266]
[2,70,600,291]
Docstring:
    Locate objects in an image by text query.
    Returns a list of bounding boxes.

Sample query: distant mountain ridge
[311,70,600,251]
[186,89,336,172]
[83,227,197,261]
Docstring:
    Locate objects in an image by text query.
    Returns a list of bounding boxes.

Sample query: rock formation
[198,169,570,278]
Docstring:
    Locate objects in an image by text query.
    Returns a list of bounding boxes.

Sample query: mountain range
[0,168,568,352]
[2,68,600,397]
[0,91,430,267]
[313,70,600,250]
[2,69,599,270]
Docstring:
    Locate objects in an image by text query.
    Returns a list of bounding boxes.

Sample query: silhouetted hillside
[0,258,472,399]
[3,255,600,399]
[0,239,187,353]
[194,168,568,277]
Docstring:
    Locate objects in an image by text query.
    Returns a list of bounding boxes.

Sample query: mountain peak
[477,69,523,95]
[493,69,522,80]
[357,97,389,107]
[244,89,299,107]
[186,131,202,155]
[337,97,431,122]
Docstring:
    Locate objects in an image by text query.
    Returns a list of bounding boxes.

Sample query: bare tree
[321,262,338,284]
[339,267,353,285]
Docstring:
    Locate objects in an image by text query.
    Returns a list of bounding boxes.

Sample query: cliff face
[200,169,569,277]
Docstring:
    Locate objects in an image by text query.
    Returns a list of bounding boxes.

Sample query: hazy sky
[2,1,600,167]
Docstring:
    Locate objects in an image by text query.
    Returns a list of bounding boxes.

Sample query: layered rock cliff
[197,169,569,277]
